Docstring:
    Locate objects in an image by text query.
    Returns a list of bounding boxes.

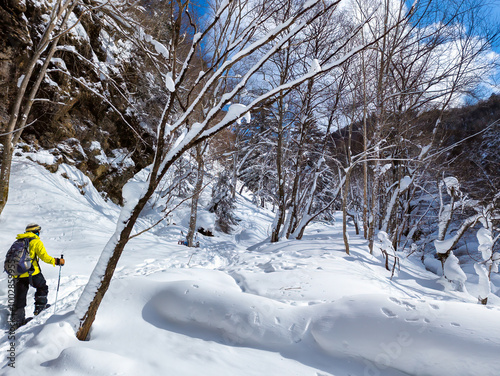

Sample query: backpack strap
[25,238,37,284]
[30,238,40,270]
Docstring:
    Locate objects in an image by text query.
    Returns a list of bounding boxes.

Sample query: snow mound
[44,347,142,375]
[310,295,500,376]
[149,280,309,349]
[149,282,500,376]
[7,322,78,375]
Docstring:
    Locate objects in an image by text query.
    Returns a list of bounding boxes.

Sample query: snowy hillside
[1,156,500,376]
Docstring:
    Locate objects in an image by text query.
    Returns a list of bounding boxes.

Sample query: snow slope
[1,156,500,376]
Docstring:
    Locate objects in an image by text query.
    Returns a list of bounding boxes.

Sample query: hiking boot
[34,304,51,316]
[10,321,22,331]
[10,317,33,330]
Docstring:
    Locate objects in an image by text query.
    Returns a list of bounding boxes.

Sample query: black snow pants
[11,273,49,323]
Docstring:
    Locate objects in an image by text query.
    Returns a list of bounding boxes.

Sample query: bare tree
[268,3,365,242]
[349,0,499,254]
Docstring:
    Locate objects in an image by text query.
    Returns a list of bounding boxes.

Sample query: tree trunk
[187,144,205,247]
[75,186,152,340]
[0,138,13,214]
[285,78,314,239]
[367,161,381,253]
[271,93,286,243]
[231,151,238,200]
[362,44,369,240]
[342,170,352,255]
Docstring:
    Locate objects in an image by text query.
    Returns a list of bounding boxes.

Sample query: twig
[129,180,211,239]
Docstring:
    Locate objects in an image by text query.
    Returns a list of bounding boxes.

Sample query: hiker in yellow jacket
[11,223,65,329]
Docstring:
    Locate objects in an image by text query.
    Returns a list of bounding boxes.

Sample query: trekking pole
[54,254,63,313]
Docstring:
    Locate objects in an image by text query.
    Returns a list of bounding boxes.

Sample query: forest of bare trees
[1,0,499,338]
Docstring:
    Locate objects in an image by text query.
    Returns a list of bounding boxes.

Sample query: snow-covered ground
[1,156,499,376]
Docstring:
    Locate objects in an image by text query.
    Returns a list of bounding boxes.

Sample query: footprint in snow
[389,297,401,304]
[381,307,397,318]
[451,322,460,327]
[388,297,416,311]
[402,301,416,311]
[404,317,420,322]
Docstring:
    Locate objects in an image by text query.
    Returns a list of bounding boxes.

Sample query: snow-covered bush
[433,176,471,288]
[443,251,467,292]
[474,263,490,304]
[473,218,500,304]
[376,231,399,277]
[432,176,500,294]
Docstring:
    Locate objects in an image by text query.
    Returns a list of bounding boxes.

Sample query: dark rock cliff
[1,0,158,204]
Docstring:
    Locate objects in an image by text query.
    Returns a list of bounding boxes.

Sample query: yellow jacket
[15,232,56,278]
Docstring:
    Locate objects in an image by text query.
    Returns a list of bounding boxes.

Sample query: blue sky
[486,0,500,53]
[492,2,500,54]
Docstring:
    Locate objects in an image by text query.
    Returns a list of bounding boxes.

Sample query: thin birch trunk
[187,144,205,247]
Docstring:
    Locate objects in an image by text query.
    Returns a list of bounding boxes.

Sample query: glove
[55,258,65,266]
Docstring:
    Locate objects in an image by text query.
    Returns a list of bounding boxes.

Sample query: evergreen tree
[209,171,238,234]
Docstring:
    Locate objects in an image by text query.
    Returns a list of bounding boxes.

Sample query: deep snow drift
[1,155,499,376]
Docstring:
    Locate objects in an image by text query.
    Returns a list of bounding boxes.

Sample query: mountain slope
[0,156,499,376]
